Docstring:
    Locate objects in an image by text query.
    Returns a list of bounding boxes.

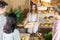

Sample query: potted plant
[5,8,24,24]
[43,32,52,40]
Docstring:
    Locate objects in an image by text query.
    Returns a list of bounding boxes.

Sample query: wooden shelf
[17,24,53,29]
[39,26,52,28]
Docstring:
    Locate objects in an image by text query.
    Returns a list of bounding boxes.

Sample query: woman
[3,13,20,40]
[24,4,40,33]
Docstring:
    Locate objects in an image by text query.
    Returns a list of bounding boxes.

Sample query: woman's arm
[24,13,30,25]
[24,18,28,26]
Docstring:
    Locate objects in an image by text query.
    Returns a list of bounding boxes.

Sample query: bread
[44,23,48,27]
[25,22,35,28]
[41,1,51,6]
[48,23,53,27]
[40,23,44,27]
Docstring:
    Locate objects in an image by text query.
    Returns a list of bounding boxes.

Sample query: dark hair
[0,1,8,8]
[8,13,16,21]
[30,2,37,13]
[53,7,60,15]
[3,13,16,34]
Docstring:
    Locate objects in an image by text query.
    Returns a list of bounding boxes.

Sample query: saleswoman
[24,4,40,34]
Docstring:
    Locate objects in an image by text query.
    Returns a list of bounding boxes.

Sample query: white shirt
[3,29,20,40]
[27,13,38,22]
[26,13,40,33]
[0,15,6,40]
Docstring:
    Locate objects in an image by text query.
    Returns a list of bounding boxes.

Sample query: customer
[3,13,20,40]
[52,7,60,40]
[0,1,8,40]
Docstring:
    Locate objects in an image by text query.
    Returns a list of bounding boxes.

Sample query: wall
[4,0,29,11]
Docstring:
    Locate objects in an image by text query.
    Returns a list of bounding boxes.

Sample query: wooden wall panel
[4,0,29,11]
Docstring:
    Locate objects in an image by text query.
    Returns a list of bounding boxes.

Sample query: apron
[27,13,39,33]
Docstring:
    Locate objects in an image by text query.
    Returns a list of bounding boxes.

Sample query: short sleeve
[26,12,31,20]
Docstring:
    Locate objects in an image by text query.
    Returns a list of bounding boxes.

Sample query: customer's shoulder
[14,29,19,33]
[55,20,60,25]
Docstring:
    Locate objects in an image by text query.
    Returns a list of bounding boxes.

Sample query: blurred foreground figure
[0,1,8,40]
[52,7,60,40]
[3,13,20,40]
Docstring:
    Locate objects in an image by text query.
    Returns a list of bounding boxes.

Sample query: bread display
[31,0,55,28]
[44,16,48,20]
[40,23,44,27]
[40,23,53,27]
[41,1,51,6]
[44,23,48,27]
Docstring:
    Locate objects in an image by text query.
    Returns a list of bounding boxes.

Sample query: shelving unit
[30,0,55,29]
[39,26,52,28]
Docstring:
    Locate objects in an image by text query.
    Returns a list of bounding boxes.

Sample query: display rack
[39,26,52,28]
[31,0,56,28]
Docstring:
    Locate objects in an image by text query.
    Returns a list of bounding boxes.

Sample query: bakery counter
[17,24,52,33]
[38,26,52,33]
